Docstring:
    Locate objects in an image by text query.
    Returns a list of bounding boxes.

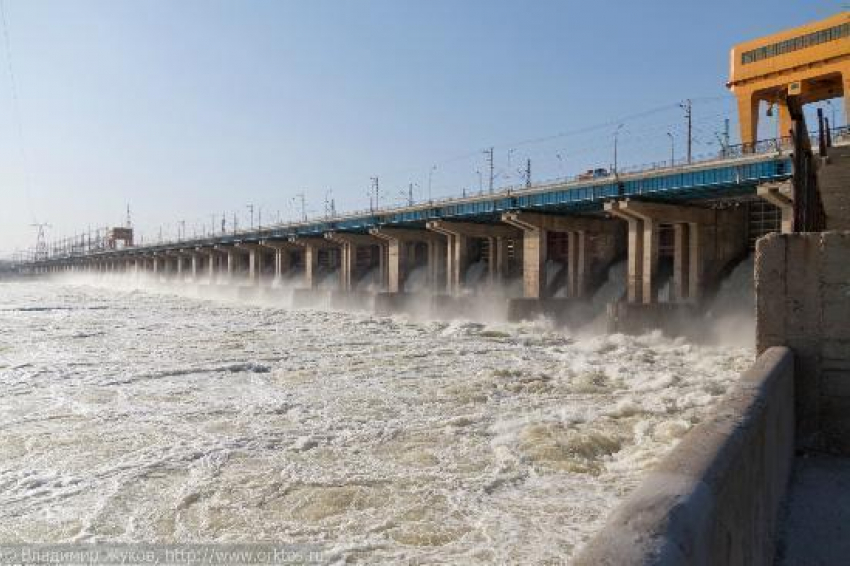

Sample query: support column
[226,250,236,281]
[641,219,660,303]
[735,90,760,149]
[235,243,266,286]
[605,199,721,305]
[778,103,793,141]
[567,231,590,298]
[843,74,850,129]
[450,233,468,294]
[523,227,547,299]
[205,249,218,283]
[627,217,645,303]
[495,237,508,284]
[673,223,690,302]
[250,249,263,285]
[687,222,702,303]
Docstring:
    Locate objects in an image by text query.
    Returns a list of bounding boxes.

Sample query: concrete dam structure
[7,10,850,566]
[21,146,799,333]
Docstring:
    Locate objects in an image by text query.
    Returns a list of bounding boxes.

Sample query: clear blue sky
[0,0,844,255]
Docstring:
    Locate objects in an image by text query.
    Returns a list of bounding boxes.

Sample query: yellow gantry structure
[728,11,850,146]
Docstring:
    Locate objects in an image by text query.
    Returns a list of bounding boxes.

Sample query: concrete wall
[756,231,850,453]
[574,347,795,566]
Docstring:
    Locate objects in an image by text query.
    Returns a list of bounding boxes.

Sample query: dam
[3,9,850,566]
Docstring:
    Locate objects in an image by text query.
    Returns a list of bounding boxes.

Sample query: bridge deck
[43,152,793,262]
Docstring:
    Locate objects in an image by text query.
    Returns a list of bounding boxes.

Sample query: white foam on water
[0,278,752,563]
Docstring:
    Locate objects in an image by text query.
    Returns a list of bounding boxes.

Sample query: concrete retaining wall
[574,346,794,566]
[756,231,850,453]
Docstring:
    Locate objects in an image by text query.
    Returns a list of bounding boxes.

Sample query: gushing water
[0,278,752,563]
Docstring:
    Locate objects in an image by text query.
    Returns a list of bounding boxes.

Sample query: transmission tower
[295,193,307,221]
[484,147,495,193]
[371,177,380,210]
[31,222,50,260]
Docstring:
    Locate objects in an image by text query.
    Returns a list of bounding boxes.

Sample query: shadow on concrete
[776,454,850,566]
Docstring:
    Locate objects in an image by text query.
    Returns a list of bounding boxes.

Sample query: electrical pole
[408,183,414,206]
[613,124,624,174]
[30,223,50,261]
[232,212,237,234]
[295,193,306,221]
[428,166,436,201]
[680,99,693,164]
[667,132,675,166]
[524,158,532,188]
[484,147,494,193]
[221,213,226,234]
[247,204,254,230]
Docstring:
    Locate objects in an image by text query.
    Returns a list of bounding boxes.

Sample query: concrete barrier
[574,346,794,566]
[756,231,850,453]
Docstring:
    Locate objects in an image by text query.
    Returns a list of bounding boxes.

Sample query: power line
[0,0,33,217]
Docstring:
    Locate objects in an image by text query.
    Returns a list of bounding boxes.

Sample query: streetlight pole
[667,132,675,167]
[613,124,624,175]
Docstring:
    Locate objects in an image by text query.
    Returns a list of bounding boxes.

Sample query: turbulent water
[0,279,753,564]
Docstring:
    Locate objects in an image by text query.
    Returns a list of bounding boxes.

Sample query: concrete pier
[289,236,339,290]
[260,239,302,285]
[370,227,445,294]
[500,211,621,322]
[325,232,385,292]
[603,199,747,334]
[425,220,521,294]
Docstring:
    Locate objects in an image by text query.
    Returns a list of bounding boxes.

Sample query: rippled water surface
[0,280,752,564]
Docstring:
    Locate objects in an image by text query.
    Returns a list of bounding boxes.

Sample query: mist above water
[703,256,756,348]
[43,252,757,347]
